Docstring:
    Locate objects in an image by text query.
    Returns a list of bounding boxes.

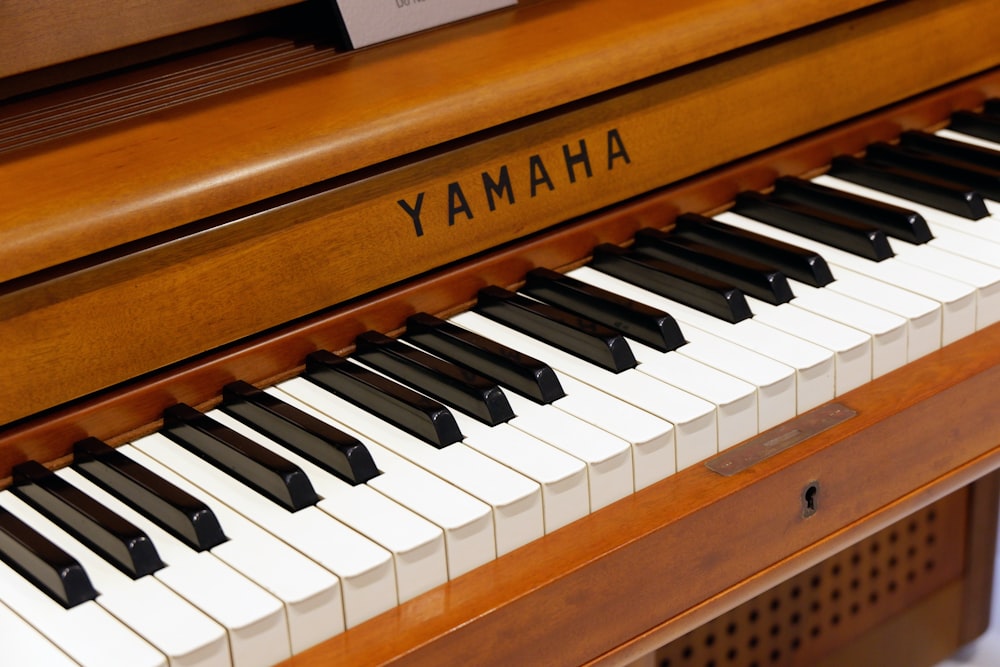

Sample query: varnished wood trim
[958,472,1000,645]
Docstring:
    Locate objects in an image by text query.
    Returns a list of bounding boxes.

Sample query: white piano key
[666,332,796,431]
[837,259,975,345]
[119,444,345,655]
[937,127,1000,153]
[56,467,291,667]
[629,344,759,447]
[550,374,677,490]
[820,265,942,361]
[451,310,719,470]
[810,176,1000,329]
[0,557,166,667]
[0,492,230,667]
[349,357,590,531]
[503,390,634,508]
[210,409,449,602]
[129,432,396,629]
[0,598,84,667]
[568,266,836,413]
[388,338,636,510]
[894,246,1000,329]
[449,407,590,529]
[714,211,979,345]
[743,294,872,395]
[917,224,1000,262]
[786,280,909,377]
[276,376,544,557]
[256,389,496,578]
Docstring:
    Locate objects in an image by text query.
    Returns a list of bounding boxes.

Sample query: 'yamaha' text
[398,128,631,237]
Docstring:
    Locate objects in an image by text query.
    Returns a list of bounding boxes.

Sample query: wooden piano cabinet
[3,1,1000,666]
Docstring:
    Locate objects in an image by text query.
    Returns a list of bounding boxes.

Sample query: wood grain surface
[2,0,997,427]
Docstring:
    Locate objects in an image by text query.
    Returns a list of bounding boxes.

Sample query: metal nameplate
[706,402,856,476]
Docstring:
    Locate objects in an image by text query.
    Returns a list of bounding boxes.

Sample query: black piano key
[11,461,164,579]
[305,350,464,448]
[772,176,933,244]
[950,110,1000,144]
[733,191,894,261]
[828,155,989,220]
[0,505,98,608]
[72,437,228,551]
[522,267,686,352]
[672,213,834,287]
[899,130,1000,173]
[984,99,1000,118]
[865,141,1000,200]
[589,243,753,324]
[162,404,319,511]
[632,229,795,305]
[475,285,637,373]
[405,313,566,404]
[221,381,380,485]
[355,331,515,426]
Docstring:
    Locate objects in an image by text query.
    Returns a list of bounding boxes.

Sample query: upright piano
[2,0,1000,665]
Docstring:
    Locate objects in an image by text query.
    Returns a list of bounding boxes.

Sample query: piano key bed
[3,105,1000,665]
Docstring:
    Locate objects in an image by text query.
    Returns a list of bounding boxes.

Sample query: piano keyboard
[4,117,1000,666]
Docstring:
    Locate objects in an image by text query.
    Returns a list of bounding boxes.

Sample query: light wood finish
[815,583,965,667]
[958,472,1000,646]
[2,0,998,427]
[2,1,1000,665]
[0,0,301,78]
[654,489,983,667]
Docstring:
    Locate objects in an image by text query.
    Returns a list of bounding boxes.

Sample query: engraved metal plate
[332,0,516,49]
[706,402,856,476]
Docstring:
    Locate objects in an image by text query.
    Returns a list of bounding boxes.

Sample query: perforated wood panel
[654,491,968,667]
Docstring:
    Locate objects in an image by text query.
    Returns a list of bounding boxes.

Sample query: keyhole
[802,481,819,518]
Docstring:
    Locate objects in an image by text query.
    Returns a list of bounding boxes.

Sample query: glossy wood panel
[3,0,998,427]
